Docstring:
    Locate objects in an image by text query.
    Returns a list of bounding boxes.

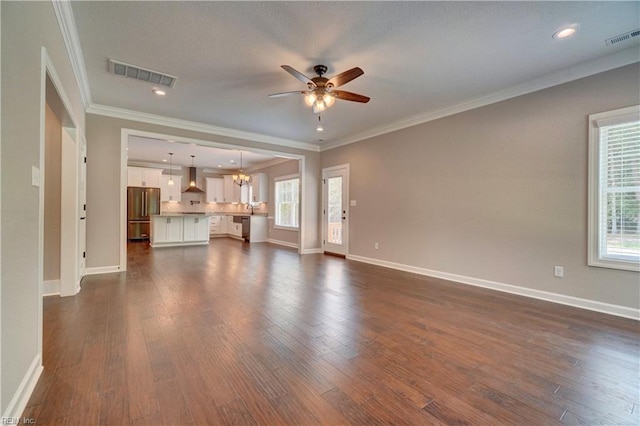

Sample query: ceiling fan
[269,64,370,113]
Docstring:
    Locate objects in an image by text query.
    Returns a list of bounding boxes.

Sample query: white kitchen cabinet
[249,215,267,242]
[128,166,162,188]
[205,178,224,203]
[223,175,249,203]
[160,175,182,202]
[151,216,183,244]
[183,216,210,242]
[250,173,268,203]
[209,215,228,236]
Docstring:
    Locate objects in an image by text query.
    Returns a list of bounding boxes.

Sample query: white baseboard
[2,355,43,421]
[347,254,640,321]
[267,238,299,249]
[43,279,60,296]
[84,265,122,276]
[301,248,323,254]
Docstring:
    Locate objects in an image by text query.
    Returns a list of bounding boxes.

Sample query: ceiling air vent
[605,28,640,46]
[108,59,178,88]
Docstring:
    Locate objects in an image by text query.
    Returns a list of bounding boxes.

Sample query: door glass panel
[327,176,342,245]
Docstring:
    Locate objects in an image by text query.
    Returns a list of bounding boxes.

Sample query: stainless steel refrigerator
[127,187,160,240]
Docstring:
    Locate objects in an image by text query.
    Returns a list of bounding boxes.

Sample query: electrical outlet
[554,266,564,278]
[374,242,379,250]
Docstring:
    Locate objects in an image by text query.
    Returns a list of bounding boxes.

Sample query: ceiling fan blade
[268,90,306,98]
[281,65,315,86]
[327,67,364,88]
[333,90,370,103]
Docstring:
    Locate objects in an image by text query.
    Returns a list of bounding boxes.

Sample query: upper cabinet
[160,175,182,202]
[222,175,249,203]
[205,177,224,203]
[128,166,162,188]
[250,173,268,203]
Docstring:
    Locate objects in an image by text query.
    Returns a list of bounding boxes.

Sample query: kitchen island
[150,214,211,247]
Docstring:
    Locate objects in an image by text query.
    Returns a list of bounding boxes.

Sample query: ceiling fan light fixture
[304,92,317,107]
[312,101,326,113]
[323,93,335,108]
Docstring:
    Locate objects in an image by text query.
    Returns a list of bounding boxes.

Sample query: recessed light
[230,160,236,164]
[217,165,222,168]
[162,159,167,162]
[553,24,579,40]
[152,88,166,96]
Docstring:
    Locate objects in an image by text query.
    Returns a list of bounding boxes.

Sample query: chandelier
[232,152,251,187]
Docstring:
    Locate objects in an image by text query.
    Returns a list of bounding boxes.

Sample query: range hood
[182,167,204,193]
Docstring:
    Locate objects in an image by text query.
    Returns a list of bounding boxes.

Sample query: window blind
[598,119,640,261]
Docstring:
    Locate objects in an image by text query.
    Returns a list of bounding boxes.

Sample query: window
[275,175,299,229]
[588,105,640,271]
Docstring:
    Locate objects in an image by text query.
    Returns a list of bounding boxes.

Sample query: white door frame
[322,164,350,256]
[119,129,307,270]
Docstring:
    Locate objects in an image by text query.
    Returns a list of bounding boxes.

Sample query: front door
[322,164,349,256]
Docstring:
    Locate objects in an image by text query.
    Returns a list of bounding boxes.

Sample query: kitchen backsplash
[161,194,267,214]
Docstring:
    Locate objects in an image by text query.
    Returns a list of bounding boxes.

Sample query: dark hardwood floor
[24,239,640,425]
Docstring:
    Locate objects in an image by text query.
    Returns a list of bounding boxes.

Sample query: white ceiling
[71,1,639,150]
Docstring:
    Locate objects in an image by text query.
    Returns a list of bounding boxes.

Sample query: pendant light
[232,152,251,187]
[167,152,174,186]
[189,155,197,188]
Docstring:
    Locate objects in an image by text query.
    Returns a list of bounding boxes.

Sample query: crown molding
[321,47,640,152]
[87,103,320,152]
[51,0,92,109]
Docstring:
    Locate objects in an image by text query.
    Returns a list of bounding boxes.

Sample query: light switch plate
[31,166,40,187]
[350,200,357,206]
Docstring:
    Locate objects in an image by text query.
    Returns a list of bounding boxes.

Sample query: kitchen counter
[150,215,210,247]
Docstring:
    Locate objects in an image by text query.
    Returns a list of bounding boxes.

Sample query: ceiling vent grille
[605,28,640,46]
[108,59,178,88]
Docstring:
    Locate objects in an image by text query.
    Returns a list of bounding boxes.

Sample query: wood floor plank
[25,240,640,425]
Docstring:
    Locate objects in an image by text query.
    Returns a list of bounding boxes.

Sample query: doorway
[322,164,349,256]
[43,72,84,297]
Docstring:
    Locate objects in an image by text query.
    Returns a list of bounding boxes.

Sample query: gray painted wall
[1,2,85,414]
[321,64,640,310]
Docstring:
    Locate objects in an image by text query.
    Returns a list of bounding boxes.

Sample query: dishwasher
[233,215,250,241]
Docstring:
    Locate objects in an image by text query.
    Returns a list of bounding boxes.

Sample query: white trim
[274,174,300,230]
[120,128,307,266]
[51,0,91,108]
[321,48,640,152]
[347,254,640,321]
[89,103,319,152]
[43,279,61,296]
[301,248,323,254]
[267,238,299,249]
[119,129,128,272]
[1,355,43,421]
[84,265,122,276]
[587,105,640,272]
